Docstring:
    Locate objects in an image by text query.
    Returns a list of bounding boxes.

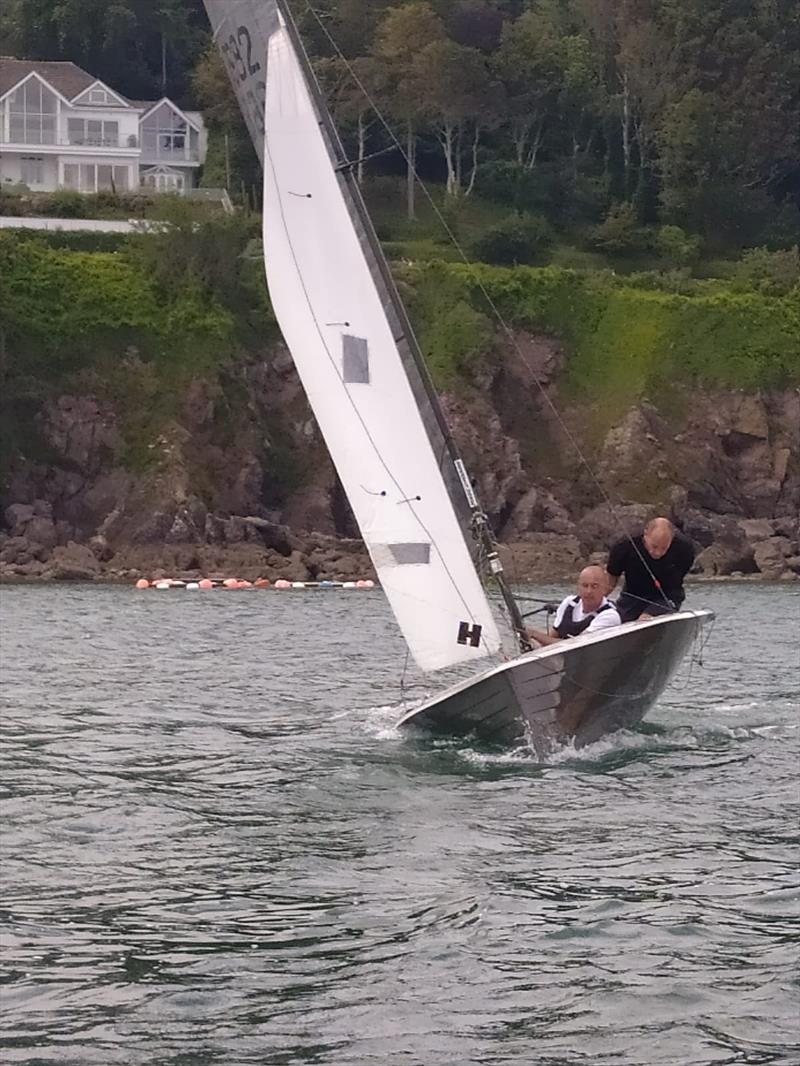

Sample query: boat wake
[352,697,796,779]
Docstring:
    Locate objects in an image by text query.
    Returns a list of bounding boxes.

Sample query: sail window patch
[342,334,370,383]
[389,543,431,566]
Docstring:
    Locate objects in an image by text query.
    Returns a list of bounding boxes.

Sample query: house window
[80,164,95,191]
[20,156,45,185]
[142,168,185,192]
[9,78,57,144]
[88,88,111,103]
[96,165,129,191]
[141,102,190,159]
[67,118,119,147]
[66,164,129,193]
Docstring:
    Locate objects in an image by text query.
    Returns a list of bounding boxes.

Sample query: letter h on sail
[457,622,483,648]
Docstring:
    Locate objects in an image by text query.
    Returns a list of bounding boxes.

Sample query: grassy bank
[401,262,800,408]
[1,222,798,483]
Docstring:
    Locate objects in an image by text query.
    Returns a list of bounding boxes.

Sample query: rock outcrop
[1,333,798,583]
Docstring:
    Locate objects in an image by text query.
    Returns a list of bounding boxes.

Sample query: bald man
[528,565,621,647]
[606,517,695,622]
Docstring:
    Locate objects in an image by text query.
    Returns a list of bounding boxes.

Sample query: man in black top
[606,517,695,622]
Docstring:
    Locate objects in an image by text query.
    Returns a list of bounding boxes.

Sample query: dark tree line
[2,0,798,248]
[0,0,209,102]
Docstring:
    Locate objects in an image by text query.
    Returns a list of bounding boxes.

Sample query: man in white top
[527,565,622,647]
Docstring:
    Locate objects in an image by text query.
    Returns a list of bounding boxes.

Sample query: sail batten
[203,0,504,671]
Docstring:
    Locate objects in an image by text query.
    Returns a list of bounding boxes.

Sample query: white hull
[398,610,714,757]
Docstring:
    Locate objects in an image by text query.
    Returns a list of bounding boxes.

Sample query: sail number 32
[220,24,266,138]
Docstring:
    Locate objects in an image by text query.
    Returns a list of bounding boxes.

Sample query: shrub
[733,245,800,295]
[624,268,700,295]
[563,174,611,225]
[471,213,554,266]
[656,225,701,267]
[7,229,129,253]
[38,190,89,218]
[589,203,648,254]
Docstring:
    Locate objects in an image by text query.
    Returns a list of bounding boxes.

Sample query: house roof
[0,58,133,108]
[0,58,96,100]
[138,97,202,130]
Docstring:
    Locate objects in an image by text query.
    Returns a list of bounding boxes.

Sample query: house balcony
[0,134,140,155]
[139,144,202,166]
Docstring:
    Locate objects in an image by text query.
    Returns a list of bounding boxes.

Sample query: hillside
[1,218,798,583]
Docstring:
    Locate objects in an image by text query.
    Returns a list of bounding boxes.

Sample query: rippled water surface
[1,582,798,1065]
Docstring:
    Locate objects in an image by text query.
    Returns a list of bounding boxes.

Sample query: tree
[0,0,21,53]
[616,16,672,216]
[8,0,209,102]
[557,32,604,179]
[192,48,259,203]
[492,11,562,170]
[316,55,382,185]
[413,40,495,197]
[372,2,446,219]
[446,1,505,52]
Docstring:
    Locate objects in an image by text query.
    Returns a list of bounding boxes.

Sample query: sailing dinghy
[204,0,713,757]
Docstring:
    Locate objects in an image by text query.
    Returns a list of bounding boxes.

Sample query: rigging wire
[270,6,520,664]
[301,1,677,611]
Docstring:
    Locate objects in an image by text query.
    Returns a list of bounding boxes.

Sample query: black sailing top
[607,532,696,611]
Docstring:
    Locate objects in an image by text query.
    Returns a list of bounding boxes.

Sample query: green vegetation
[1,212,797,487]
[2,0,797,245]
[0,208,277,476]
[401,262,800,413]
[0,187,228,222]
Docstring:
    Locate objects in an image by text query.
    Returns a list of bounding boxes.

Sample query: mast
[273,1,531,654]
[203,0,531,655]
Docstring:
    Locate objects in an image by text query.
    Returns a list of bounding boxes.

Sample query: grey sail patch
[342,334,370,383]
[372,543,431,567]
[390,542,430,565]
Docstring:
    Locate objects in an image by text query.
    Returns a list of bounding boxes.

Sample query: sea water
[1,581,798,1065]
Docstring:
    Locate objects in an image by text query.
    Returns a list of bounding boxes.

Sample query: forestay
[204,0,503,672]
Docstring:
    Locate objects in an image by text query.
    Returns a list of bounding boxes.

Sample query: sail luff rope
[302,1,674,611]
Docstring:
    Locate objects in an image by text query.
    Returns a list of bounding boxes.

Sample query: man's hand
[527,627,562,647]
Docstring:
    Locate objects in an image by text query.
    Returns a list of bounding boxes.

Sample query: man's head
[577,565,607,612]
[643,517,675,559]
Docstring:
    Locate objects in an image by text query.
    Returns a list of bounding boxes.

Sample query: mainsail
[204,0,504,672]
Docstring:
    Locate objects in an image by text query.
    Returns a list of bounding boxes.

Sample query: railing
[0,134,140,150]
[138,144,202,163]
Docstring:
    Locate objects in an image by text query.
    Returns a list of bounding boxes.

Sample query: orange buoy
[199,579,213,590]
[238,580,253,589]
[135,579,150,589]
[255,578,270,589]
[274,579,291,589]
[223,578,238,589]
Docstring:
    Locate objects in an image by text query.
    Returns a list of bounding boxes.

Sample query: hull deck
[397,610,714,757]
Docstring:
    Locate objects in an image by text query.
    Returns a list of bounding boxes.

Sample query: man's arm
[526,626,562,647]
[605,539,626,594]
[527,595,570,646]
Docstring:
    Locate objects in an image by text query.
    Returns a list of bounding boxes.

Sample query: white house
[0,58,207,195]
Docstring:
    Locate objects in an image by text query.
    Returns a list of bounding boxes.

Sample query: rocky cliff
[2,331,798,584]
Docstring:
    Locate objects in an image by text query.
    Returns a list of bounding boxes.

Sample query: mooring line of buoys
[134,578,376,590]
